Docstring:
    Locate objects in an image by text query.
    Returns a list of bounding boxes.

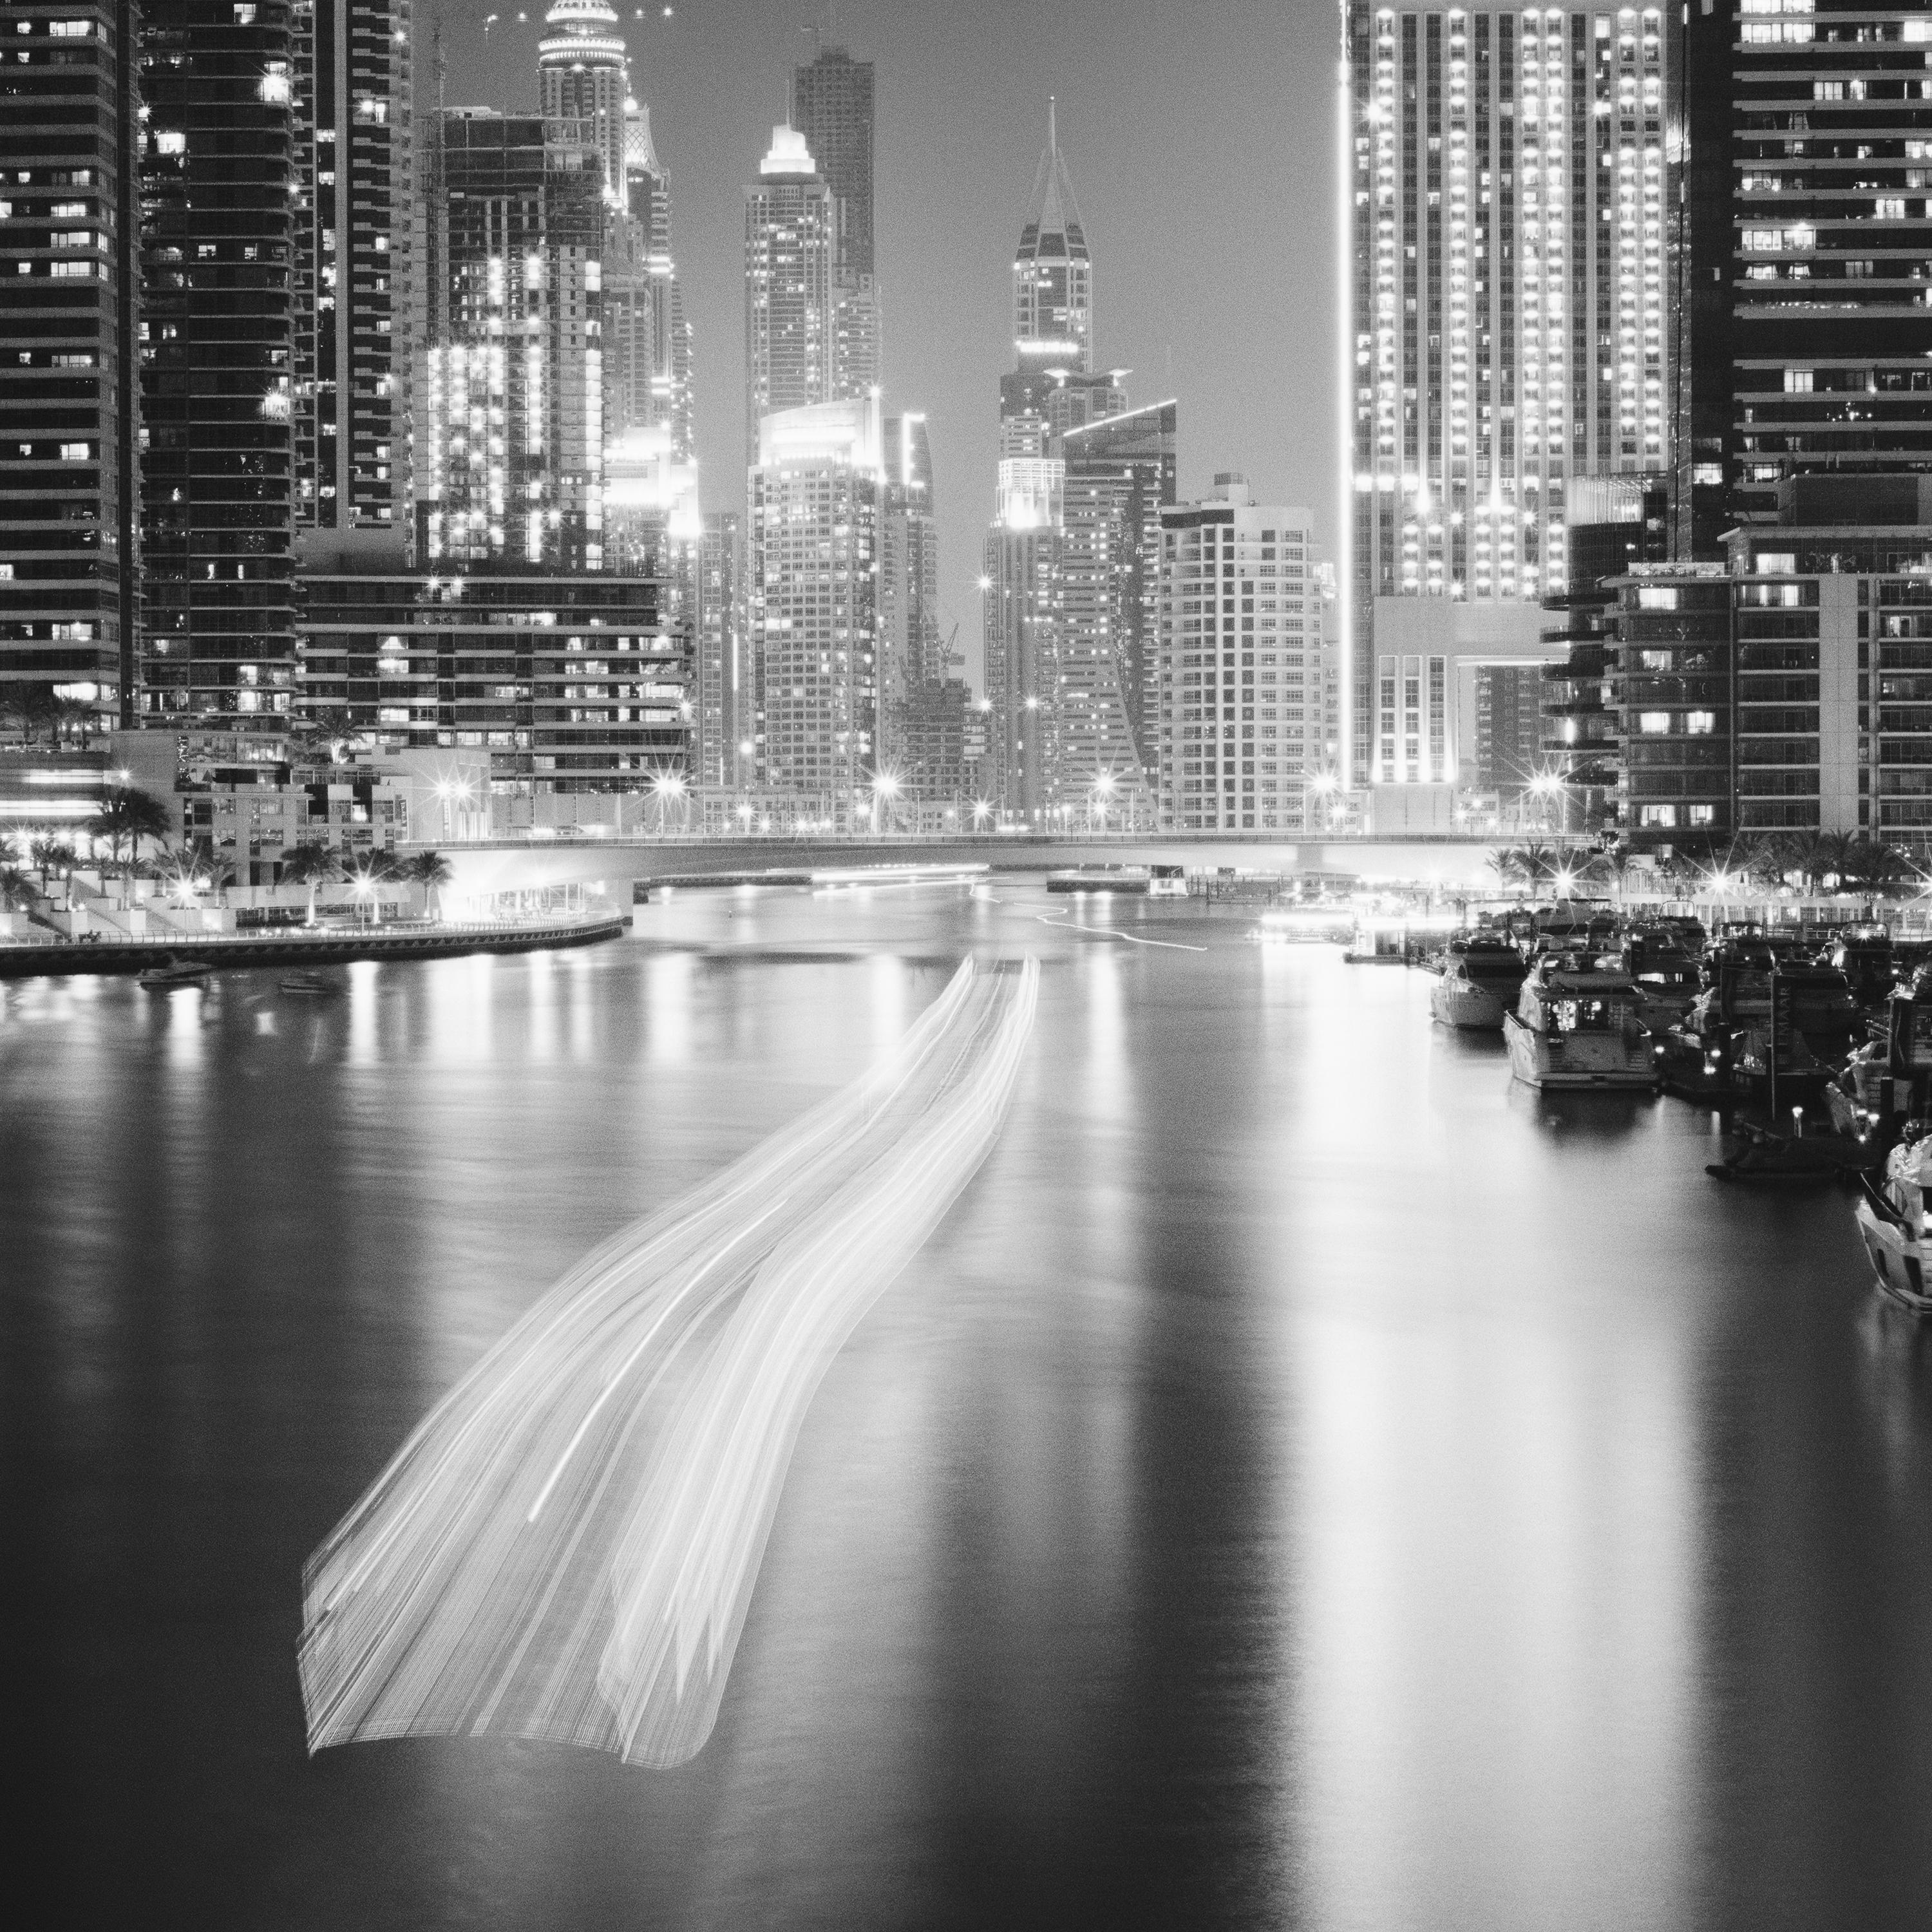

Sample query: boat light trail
[1034,914,1208,953]
[299,956,1038,1770]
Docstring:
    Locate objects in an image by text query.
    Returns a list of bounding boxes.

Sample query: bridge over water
[431,833,1548,908]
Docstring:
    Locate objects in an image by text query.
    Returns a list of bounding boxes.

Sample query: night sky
[442,0,1337,684]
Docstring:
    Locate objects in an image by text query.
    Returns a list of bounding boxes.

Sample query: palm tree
[399,849,454,920]
[278,842,341,926]
[83,786,174,899]
[28,836,78,888]
[0,865,37,912]
[1486,847,1527,895]
[287,706,361,767]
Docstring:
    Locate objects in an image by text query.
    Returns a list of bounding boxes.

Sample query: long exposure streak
[299,956,1039,1769]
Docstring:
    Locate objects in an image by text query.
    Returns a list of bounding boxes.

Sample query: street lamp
[652,770,687,837]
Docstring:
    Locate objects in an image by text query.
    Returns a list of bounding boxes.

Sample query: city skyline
[441,0,1331,689]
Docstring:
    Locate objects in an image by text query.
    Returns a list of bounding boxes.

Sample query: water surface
[6,880,1930,1930]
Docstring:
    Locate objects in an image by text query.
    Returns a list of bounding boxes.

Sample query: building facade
[981,456,1061,822]
[0,0,141,727]
[1057,399,1177,778]
[139,0,299,728]
[415,109,605,574]
[294,563,681,790]
[290,0,411,551]
[1155,479,1331,833]
[743,124,833,470]
[1344,1,1674,791]
[791,42,878,398]
[694,507,739,787]
[1676,0,1932,556]
[748,397,879,813]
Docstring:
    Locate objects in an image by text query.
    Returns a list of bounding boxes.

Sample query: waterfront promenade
[0,911,627,978]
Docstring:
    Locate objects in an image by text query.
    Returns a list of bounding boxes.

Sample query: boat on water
[136,957,211,990]
[1855,1134,1932,1313]
[1660,942,1838,1101]
[1147,864,1188,899]
[1429,934,1527,1030]
[279,971,339,995]
[1621,929,1703,1034]
[1502,954,1658,1089]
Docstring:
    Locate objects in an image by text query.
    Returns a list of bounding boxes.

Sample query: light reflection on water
[5,882,1932,1929]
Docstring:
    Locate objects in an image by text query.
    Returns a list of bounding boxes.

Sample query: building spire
[1048,95,1056,158]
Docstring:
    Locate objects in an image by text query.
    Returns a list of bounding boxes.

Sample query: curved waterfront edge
[0,915,629,979]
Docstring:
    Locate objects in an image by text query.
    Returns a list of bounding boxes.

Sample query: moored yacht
[1430,934,1528,1030]
[1503,954,1658,1090]
[1855,1132,1932,1314]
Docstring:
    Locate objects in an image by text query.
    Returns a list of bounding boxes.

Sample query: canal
[5,879,1929,1929]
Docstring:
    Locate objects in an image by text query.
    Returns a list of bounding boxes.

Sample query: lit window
[1638,712,1672,735]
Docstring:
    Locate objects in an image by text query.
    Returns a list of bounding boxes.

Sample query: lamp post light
[870,769,902,837]
[652,770,687,837]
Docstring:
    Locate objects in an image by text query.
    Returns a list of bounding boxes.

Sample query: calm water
[8,880,1932,1930]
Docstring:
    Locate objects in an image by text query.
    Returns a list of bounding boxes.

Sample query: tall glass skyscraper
[0,0,141,728]
[1677,0,1932,554]
[1343,2,1673,798]
[743,124,835,471]
[140,0,299,726]
[290,0,412,553]
[791,42,877,397]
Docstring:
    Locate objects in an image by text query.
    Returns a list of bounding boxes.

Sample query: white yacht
[1429,936,1527,1031]
[1503,956,1658,1090]
[1855,1135,1932,1314]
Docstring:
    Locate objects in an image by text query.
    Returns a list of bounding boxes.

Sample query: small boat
[1430,934,1527,1030]
[279,971,339,995]
[1147,864,1188,899]
[137,957,211,990]
[1854,1135,1932,1313]
[1503,954,1658,1090]
[1705,1119,1868,1185]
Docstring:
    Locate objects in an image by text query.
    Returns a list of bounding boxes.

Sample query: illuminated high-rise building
[603,97,691,459]
[749,397,880,811]
[981,456,1061,821]
[537,0,628,204]
[0,0,141,730]
[1057,401,1177,788]
[792,41,878,399]
[1676,0,1932,556]
[743,124,834,470]
[415,109,604,574]
[290,0,412,554]
[1343,2,1673,805]
[694,509,741,788]
[139,0,299,726]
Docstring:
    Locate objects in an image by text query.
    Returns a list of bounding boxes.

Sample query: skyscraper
[694,508,740,788]
[140,0,299,726]
[1343,2,1674,800]
[1011,102,1090,385]
[603,97,691,459]
[415,109,604,573]
[1155,481,1331,833]
[1057,400,1177,780]
[981,455,1060,821]
[791,41,877,398]
[1676,0,1932,556]
[290,0,412,553]
[0,0,141,729]
[743,124,833,469]
[536,0,627,203]
[748,396,880,812]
